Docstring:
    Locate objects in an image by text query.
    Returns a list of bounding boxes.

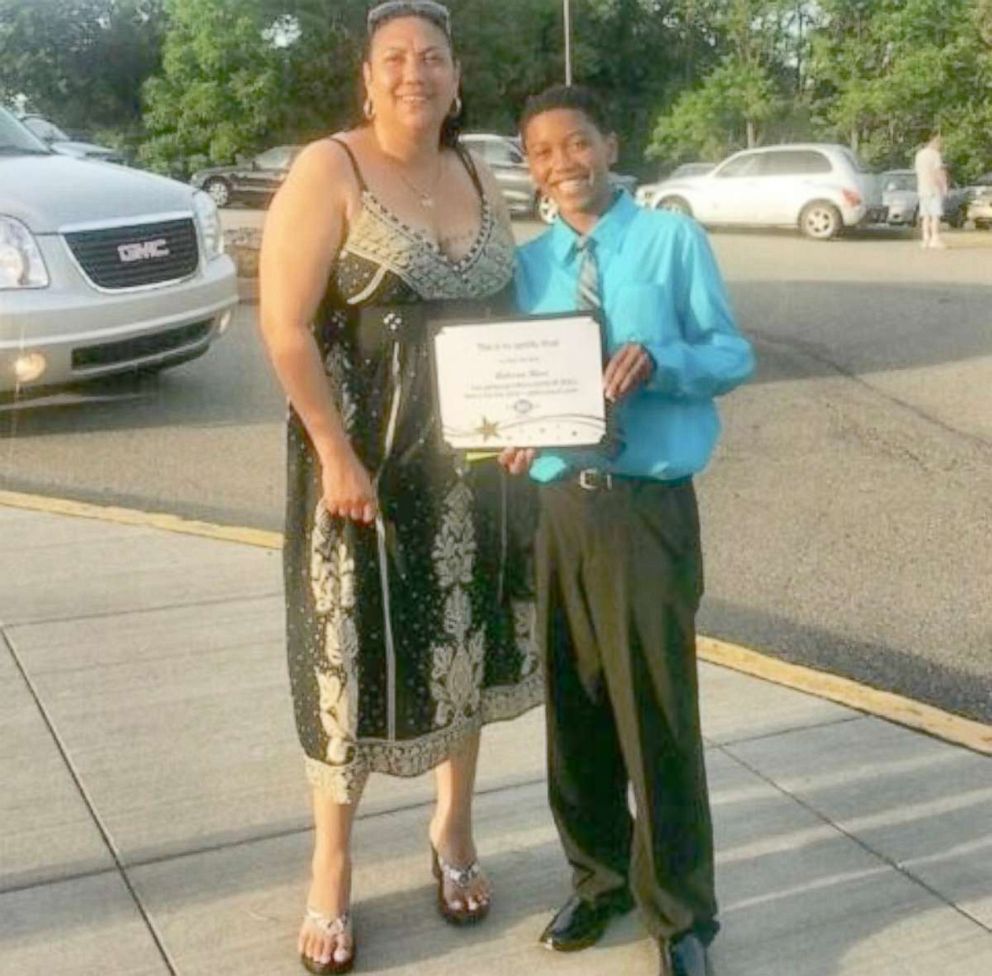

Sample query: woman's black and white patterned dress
[284,140,541,801]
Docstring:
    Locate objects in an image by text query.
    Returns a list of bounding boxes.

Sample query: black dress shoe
[538,889,634,952]
[665,931,710,976]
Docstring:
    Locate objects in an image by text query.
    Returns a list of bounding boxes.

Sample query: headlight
[193,191,224,260]
[0,216,49,289]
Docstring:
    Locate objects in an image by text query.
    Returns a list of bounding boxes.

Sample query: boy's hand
[498,447,537,475]
[604,343,654,401]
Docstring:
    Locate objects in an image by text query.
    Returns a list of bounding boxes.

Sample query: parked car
[460,132,638,223]
[640,143,885,240]
[881,169,970,227]
[966,173,992,230]
[190,145,302,208]
[460,133,537,217]
[18,113,127,165]
[0,107,237,399]
[635,162,714,208]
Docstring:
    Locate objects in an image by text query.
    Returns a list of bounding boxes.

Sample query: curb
[237,278,259,304]
[2,488,988,756]
[697,636,991,756]
[0,490,282,550]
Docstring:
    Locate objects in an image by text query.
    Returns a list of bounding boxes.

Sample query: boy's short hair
[518,84,612,144]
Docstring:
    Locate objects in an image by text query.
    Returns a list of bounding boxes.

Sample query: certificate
[431,312,606,449]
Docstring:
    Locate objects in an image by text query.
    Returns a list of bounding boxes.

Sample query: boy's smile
[522,108,618,233]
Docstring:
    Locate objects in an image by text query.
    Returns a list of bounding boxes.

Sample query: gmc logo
[118,239,171,263]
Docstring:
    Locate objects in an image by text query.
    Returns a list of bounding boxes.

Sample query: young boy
[500,85,754,976]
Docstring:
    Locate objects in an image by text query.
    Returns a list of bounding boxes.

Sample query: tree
[140,0,365,176]
[0,0,165,137]
[645,0,806,165]
[809,0,992,178]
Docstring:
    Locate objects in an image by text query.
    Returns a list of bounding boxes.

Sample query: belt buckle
[578,468,612,491]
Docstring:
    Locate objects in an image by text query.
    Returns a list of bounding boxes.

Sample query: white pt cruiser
[0,108,238,399]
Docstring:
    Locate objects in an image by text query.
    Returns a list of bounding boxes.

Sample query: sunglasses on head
[367,0,451,36]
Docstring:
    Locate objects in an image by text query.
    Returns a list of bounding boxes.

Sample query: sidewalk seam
[0,625,179,975]
[715,742,992,936]
[4,590,283,629]
[708,713,864,748]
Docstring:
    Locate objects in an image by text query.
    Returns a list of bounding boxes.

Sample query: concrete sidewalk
[1,503,990,976]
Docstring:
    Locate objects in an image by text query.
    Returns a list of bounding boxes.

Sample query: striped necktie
[575,235,623,458]
[575,236,601,311]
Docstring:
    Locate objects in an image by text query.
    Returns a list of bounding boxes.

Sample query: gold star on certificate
[477,417,500,440]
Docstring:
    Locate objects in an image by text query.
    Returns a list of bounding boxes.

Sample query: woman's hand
[498,447,537,476]
[320,447,378,524]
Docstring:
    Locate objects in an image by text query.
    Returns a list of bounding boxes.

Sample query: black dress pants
[535,476,718,942]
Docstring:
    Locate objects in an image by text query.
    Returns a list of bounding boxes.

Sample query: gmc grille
[65,218,199,289]
[71,320,212,371]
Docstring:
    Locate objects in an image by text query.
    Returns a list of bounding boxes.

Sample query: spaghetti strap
[328,137,369,193]
[455,144,487,202]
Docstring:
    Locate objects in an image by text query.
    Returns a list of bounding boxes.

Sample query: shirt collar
[549,190,638,266]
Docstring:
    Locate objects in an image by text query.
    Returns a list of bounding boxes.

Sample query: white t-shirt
[914,145,944,197]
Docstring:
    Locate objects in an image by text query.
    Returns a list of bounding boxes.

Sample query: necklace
[389,153,444,209]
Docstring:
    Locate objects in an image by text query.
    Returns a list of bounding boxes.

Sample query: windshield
[22,115,69,142]
[0,108,51,154]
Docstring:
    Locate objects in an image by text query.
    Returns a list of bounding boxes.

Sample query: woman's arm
[259,139,377,523]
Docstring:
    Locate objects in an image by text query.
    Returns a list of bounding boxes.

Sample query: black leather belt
[573,468,691,492]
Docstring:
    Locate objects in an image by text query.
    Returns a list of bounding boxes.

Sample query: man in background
[914,133,948,249]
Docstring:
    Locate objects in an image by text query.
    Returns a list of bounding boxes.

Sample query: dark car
[18,113,127,165]
[881,168,971,228]
[190,145,302,208]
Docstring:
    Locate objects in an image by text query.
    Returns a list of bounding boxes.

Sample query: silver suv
[638,143,884,239]
[1,108,237,399]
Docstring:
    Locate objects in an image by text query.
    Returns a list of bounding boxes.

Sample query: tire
[948,211,965,229]
[658,195,692,217]
[537,194,559,224]
[799,201,842,240]
[975,220,991,231]
[204,177,232,208]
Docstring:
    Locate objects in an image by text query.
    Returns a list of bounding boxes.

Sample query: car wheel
[537,194,559,224]
[948,211,965,229]
[204,177,231,208]
[975,220,991,231]
[658,196,692,216]
[800,201,841,240]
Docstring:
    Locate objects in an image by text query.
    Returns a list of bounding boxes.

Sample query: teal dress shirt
[514,192,755,483]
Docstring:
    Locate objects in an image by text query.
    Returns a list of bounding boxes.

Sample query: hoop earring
[363,97,375,121]
[449,95,462,118]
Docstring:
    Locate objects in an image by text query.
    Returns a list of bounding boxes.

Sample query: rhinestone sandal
[430,844,490,925]
[299,907,356,975]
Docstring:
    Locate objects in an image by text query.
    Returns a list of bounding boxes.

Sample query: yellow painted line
[0,490,282,550]
[2,489,989,754]
[698,636,992,756]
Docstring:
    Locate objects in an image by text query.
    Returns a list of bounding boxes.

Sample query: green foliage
[0,0,164,135]
[810,0,992,180]
[140,0,365,176]
[3,0,988,180]
[648,58,783,164]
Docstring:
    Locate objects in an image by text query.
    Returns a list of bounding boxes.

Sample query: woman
[259,2,541,973]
